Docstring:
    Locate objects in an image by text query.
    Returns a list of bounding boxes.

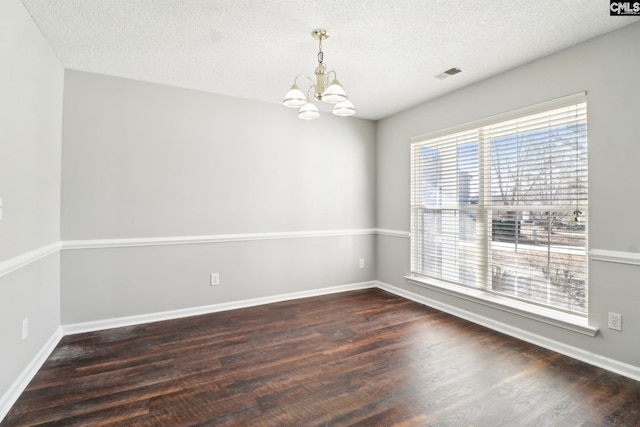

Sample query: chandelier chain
[317,38,324,64]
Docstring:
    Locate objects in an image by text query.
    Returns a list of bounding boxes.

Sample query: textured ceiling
[21,0,640,120]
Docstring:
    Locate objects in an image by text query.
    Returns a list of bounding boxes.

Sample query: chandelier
[282,29,355,120]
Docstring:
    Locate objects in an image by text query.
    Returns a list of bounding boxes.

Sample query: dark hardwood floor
[3,288,640,426]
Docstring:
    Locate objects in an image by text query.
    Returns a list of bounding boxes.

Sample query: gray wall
[376,22,640,366]
[4,3,640,412]
[0,0,63,404]
[61,71,377,323]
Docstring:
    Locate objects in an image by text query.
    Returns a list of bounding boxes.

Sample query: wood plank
[3,288,640,426]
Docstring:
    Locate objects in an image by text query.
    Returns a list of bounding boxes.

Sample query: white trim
[376,281,640,382]
[0,229,408,256]
[0,327,63,423]
[590,249,640,266]
[4,281,640,422]
[62,281,377,335]
[62,229,378,250]
[375,228,410,238]
[405,275,596,336]
[410,92,587,143]
[0,243,61,278]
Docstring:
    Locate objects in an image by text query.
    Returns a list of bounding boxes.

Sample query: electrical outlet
[22,318,28,340]
[608,312,622,331]
[359,259,365,269]
[210,273,220,286]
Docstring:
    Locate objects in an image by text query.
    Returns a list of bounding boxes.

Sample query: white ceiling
[21,0,640,120]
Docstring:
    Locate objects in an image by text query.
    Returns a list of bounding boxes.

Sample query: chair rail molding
[62,228,379,250]
[590,249,640,266]
[375,229,410,238]
[0,242,61,279]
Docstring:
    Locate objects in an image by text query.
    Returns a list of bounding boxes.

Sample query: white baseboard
[0,327,63,423]
[62,281,377,335]
[376,280,640,382]
[3,283,378,422]
[5,280,640,425]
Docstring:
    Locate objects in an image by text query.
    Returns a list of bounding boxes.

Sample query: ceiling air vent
[434,67,462,80]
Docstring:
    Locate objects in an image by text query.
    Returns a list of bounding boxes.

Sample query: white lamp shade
[283,85,307,108]
[332,99,355,116]
[322,79,348,103]
[298,102,320,120]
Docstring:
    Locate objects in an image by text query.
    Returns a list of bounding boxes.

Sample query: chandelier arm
[284,29,354,119]
[293,74,315,86]
[306,85,318,100]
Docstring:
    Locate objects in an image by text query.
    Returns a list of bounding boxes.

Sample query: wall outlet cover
[210,273,220,286]
[608,312,622,331]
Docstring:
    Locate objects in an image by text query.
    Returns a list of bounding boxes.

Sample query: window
[410,94,588,317]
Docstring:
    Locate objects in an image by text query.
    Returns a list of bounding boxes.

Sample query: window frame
[407,93,596,336]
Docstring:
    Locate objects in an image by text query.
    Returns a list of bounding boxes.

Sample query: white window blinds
[410,94,588,315]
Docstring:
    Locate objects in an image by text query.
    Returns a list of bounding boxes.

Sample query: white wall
[0,0,64,414]
[60,71,377,324]
[376,22,640,367]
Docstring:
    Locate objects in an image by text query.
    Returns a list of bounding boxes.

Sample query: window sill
[404,275,598,337]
